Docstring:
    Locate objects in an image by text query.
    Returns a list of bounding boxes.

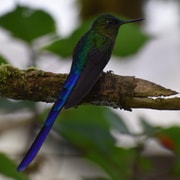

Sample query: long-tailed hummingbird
[18,14,143,171]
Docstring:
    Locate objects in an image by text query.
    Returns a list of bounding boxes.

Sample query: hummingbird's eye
[106,20,115,25]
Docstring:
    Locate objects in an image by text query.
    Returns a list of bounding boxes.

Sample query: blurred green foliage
[42,18,92,58]
[0,55,8,64]
[0,153,28,180]
[0,5,56,43]
[114,21,148,56]
[41,105,152,179]
[0,98,35,112]
[39,105,180,179]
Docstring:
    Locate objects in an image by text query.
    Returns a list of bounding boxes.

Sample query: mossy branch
[0,64,179,110]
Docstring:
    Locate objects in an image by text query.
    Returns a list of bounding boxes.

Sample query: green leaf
[42,18,92,58]
[113,21,148,57]
[0,153,28,180]
[55,106,116,155]
[0,98,35,112]
[0,5,56,43]
[105,110,130,134]
[86,147,135,180]
[0,55,8,64]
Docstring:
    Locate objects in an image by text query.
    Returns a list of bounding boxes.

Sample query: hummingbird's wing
[65,45,113,108]
[17,72,80,171]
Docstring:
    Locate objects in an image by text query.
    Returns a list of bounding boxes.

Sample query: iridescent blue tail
[17,73,80,171]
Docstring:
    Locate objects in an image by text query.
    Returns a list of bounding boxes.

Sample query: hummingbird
[17,14,143,171]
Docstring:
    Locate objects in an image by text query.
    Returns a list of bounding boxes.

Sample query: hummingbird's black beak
[121,18,144,25]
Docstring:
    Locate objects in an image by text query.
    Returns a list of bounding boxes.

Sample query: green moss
[27,66,39,71]
[26,66,46,77]
[0,64,25,89]
[0,65,11,83]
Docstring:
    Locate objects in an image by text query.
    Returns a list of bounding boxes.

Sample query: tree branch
[0,65,179,110]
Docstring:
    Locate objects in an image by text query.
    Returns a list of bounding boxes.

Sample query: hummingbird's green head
[92,14,143,40]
